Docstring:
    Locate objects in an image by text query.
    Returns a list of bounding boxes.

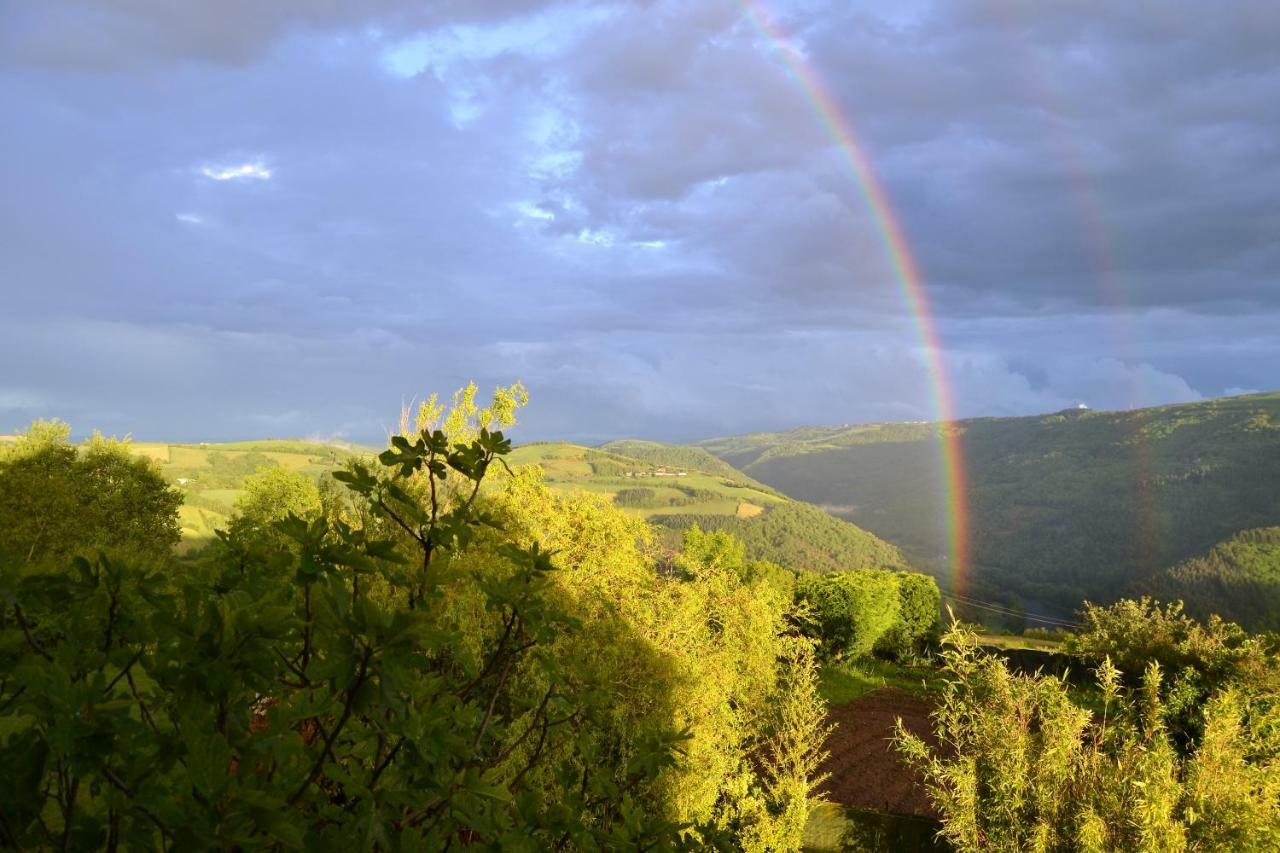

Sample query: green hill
[598,439,781,492]
[1137,527,1280,632]
[508,442,909,573]
[695,393,1280,620]
[125,439,370,549]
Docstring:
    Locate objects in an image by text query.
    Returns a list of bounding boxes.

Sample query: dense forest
[3,387,1279,850]
[695,393,1280,625]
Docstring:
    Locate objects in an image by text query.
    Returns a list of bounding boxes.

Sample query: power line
[941,592,1080,628]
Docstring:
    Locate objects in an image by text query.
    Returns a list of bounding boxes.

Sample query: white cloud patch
[175,212,205,225]
[200,161,272,181]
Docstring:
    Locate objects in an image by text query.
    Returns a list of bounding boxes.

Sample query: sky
[1,0,1277,444]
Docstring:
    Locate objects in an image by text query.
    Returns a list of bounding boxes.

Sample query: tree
[795,570,900,661]
[0,421,180,563]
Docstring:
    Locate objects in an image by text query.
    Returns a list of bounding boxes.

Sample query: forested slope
[1137,526,1280,632]
[509,442,910,573]
[696,393,1280,619]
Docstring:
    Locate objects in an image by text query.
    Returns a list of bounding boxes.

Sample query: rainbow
[738,1,971,590]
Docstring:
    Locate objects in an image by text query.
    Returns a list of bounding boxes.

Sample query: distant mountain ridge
[693,392,1280,626]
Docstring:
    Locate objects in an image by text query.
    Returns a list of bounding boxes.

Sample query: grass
[818,659,946,706]
[975,633,1066,652]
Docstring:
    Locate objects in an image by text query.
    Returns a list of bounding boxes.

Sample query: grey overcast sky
[1,0,1277,443]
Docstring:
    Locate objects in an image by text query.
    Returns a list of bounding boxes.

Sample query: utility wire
[941,592,1080,628]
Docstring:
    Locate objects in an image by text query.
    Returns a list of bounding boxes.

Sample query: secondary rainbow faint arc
[739,0,971,589]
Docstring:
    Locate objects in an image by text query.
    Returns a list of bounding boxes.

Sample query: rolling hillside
[123,439,368,550]
[695,392,1280,621]
[508,442,910,573]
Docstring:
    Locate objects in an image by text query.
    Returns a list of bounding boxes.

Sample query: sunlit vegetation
[898,607,1280,852]
[0,389,837,849]
[4,387,1280,850]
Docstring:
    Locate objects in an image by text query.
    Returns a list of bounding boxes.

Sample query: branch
[102,648,146,695]
[286,645,373,806]
[13,604,53,662]
[100,767,173,844]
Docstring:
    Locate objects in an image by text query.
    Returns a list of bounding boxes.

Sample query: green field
[125,439,371,550]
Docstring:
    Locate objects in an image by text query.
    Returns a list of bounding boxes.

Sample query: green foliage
[0,421,710,848]
[497,472,829,850]
[1139,527,1280,632]
[1,390,833,850]
[793,569,938,663]
[795,571,900,661]
[896,622,1280,852]
[875,571,942,660]
[614,487,658,507]
[653,502,910,574]
[1067,598,1279,748]
[697,392,1280,623]
[0,421,180,564]
[224,467,333,551]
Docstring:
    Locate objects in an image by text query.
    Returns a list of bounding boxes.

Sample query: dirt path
[818,687,939,818]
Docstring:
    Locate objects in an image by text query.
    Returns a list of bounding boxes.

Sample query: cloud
[200,161,272,181]
[0,0,1276,443]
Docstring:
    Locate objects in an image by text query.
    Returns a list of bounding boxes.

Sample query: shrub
[795,570,900,661]
[875,571,941,661]
[896,622,1280,852]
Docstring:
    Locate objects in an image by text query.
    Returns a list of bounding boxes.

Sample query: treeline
[614,485,722,508]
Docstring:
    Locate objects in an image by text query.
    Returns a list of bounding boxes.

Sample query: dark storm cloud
[0,0,1276,443]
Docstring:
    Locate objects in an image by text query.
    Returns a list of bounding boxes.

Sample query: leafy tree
[224,467,329,550]
[495,469,829,849]
[0,420,180,564]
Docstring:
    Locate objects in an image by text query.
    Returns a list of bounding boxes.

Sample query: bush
[896,623,1280,852]
[795,570,900,661]
[875,571,941,661]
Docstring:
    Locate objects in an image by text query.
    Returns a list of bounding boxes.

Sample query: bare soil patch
[819,687,939,818]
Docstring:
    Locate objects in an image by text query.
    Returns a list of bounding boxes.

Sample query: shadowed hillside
[696,393,1280,621]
